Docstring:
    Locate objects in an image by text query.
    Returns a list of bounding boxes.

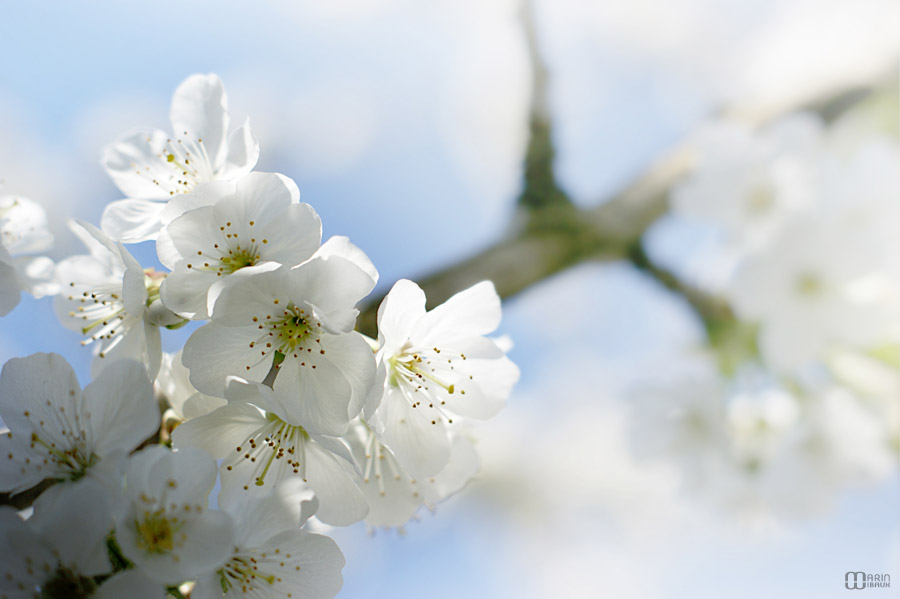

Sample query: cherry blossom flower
[116,446,234,585]
[182,238,377,436]
[367,279,518,479]
[0,195,57,316]
[0,479,165,599]
[173,378,368,526]
[101,74,259,243]
[54,221,172,378]
[192,482,345,599]
[157,172,322,319]
[344,420,479,529]
[0,353,157,495]
[728,214,894,371]
[715,385,895,520]
[671,114,822,249]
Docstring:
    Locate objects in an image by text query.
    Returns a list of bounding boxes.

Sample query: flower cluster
[629,110,899,521]
[0,74,518,597]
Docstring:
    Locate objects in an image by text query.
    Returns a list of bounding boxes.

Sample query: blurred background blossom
[1,0,898,597]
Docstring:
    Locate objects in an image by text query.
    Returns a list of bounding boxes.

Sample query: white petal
[417,280,501,344]
[270,353,353,436]
[344,427,422,528]
[159,264,218,319]
[314,235,378,284]
[172,402,267,459]
[220,478,311,545]
[83,359,158,457]
[229,171,299,221]
[0,195,53,254]
[101,129,177,199]
[0,507,54,590]
[259,202,323,266]
[94,571,166,599]
[285,255,375,332]
[422,434,480,507]
[207,264,286,326]
[100,199,166,243]
[29,476,115,575]
[162,205,221,265]
[362,361,388,421]
[439,355,518,420]
[0,352,81,436]
[90,317,161,382]
[12,256,57,298]
[252,529,345,599]
[376,279,426,351]
[0,430,44,493]
[170,74,229,167]
[375,386,451,479]
[0,257,21,316]
[219,117,260,179]
[304,441,368,526]
[159,180,236,226]
[69,219,121,262]
[183,323,270,396]
[317,332,376,419]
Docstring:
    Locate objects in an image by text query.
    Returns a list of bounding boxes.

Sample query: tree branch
[355,73,885,338]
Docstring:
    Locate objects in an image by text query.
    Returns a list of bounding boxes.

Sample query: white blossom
[101,74,259,243]
[192,482,345,599]
[367,280,518,479]
[715,385,895,520]
[156,351,226,422]
[0,195,57,316]
[728,214,894,371]
[157,172,322,319]
[344,420,480,529]
[116,446,234,585]
[671,114,822,249]
[0,353,157,495]
[54,220,170,379]
[173,378,368,526]
[0,477,165,599]
[182,238,377,436]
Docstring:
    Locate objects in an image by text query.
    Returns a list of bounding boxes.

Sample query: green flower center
[135,508,184,554]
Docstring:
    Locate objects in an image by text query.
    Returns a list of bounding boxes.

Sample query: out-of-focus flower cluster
[631,109,899,523]
[0,74,519,598]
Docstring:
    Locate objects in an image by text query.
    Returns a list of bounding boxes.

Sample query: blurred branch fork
[355,1,891,340]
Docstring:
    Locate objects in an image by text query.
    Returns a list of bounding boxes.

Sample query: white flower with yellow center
[116,446,234,585]
[101,73,259,243]
[0,480,165,599]
[173,378,368,527]
[344,419,479,529]
[157,172,322,319]
[54,220,175,379]
[192,482,345,599]
[0,194,57,316]
[182,238,377,436]
[367,280,519,479]
[0,353,157,495]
